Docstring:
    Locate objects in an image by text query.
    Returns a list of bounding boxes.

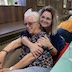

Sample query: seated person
[20,6,66,57]
[0,8,55,72]
[0,5,66,72]
[58,15,72,43]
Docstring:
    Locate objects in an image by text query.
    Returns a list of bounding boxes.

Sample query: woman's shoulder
[50,32,65,42]
[20,29,31,38]
[50,32,66,51]
[50,32,60,38]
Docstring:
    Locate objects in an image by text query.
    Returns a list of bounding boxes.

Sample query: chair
[53,42,69,65]
[3,48,21,68]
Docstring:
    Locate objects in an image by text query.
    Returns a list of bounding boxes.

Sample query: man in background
[58,15,72,43]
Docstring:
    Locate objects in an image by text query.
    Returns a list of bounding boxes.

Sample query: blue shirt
[21,30,66,52]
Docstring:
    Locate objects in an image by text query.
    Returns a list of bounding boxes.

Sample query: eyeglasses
[23,21,37,26]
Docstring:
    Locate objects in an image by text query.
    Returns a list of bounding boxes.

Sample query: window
[0,0,26,6]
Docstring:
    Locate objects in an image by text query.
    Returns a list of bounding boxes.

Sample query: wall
[0,0,71,25]
[0,0,71,49]
[26,0,71,15]
[0,6,26,24]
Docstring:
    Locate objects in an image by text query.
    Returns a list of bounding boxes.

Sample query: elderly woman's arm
[0,38,22,68]
[0,53,37,72]
[0,38,22,53]
[11,53,36,70]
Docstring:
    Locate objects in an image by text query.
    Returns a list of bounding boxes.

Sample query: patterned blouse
[19,31,53,68]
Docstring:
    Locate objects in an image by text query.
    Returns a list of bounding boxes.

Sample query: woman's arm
[37,36,58,56]
[2,38,22,52]
[0,53,37,72]
[0,38,22,68]
[11,53,36,70]
[21,30,43,57]
[22,36,43,57]
[21,30,57,56]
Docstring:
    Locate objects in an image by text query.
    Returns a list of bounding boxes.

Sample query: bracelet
[1,50,8,54]
[49,47,53,51]
[9,67,13,71]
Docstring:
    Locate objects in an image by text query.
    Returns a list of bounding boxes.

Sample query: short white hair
[24,9,40,22]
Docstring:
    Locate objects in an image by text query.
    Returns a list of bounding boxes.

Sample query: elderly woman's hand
[37,36,53,48]
[0,68,10,72]
[30,43,43,58]
[0,51,7,68]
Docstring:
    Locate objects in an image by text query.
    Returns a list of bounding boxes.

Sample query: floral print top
[19,31,53,68]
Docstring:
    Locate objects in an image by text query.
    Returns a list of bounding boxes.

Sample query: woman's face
[24,16,40,34]
[40,11,52,28]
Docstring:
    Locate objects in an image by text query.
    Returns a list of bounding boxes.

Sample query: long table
[50,42,72,72]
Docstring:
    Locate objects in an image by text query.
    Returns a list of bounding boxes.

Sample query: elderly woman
[0,6,65,72]
[0,9,53,72]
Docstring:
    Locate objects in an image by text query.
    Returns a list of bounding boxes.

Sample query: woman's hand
[0,68,10,72]
[37,36,52,48]
[0,51,7,68]
[37,36,58,55]
[30,43,43,58]
[21,37,43,58]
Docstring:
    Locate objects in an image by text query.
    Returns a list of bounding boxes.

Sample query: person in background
[0,8,54,72]
[58,15,72,43]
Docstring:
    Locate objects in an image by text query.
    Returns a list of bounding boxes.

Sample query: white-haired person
[0,9,54,72]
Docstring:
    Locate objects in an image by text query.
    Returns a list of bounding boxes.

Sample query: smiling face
[40,11,52,28]
[24,16,40,35]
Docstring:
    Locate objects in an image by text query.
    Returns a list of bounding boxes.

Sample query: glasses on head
[23,21,37,26]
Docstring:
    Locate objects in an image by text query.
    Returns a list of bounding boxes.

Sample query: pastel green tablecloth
[50,42,72,72]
